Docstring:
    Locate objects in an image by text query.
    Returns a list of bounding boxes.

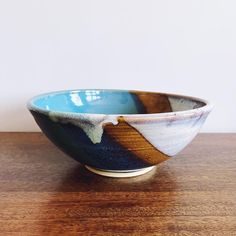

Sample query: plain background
[0,0,235,132]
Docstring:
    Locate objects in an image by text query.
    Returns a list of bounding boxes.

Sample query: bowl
[28,89,213,177]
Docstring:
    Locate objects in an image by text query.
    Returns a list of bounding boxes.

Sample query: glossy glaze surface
[28,89,212,172]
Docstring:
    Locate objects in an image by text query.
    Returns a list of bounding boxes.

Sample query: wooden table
[0,133,235,235]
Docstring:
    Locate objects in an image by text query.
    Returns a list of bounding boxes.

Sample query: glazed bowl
[28,89,213,177]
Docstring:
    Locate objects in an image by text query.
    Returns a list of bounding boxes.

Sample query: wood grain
[0,133,236,235]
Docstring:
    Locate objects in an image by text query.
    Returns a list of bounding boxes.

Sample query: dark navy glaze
[30,110,150,170]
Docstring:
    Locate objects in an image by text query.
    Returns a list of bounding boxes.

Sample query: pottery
[28,89,213,177]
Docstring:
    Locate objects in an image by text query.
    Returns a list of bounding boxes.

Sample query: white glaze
[125,114,206,156]
[49,112,118,144]
[168,97,202,112]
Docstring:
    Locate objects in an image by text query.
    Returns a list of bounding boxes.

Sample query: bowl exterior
[29,107,211,171]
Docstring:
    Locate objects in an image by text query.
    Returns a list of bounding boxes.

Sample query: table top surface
[0,133,235,235]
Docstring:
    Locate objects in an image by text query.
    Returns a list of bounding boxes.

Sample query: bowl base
[85,165,155,178]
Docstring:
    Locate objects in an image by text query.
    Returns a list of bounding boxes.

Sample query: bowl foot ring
[85,165,155,178]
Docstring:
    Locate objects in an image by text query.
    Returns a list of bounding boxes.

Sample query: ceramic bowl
[28,89,213,177]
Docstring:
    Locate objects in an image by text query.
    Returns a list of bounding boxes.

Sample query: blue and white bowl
[28,89,213,177]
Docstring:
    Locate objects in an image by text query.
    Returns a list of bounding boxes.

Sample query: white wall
[0,0,235,132]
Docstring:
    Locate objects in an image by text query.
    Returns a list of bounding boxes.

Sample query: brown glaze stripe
[104,117,169,165]
[131,92,172,114]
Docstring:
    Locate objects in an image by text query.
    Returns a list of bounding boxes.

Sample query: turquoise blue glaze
[31,90,141,114]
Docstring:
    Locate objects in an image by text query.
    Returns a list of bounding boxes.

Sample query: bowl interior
[30,90,206,115]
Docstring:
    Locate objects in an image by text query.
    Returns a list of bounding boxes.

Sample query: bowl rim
[27,89,213,120]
